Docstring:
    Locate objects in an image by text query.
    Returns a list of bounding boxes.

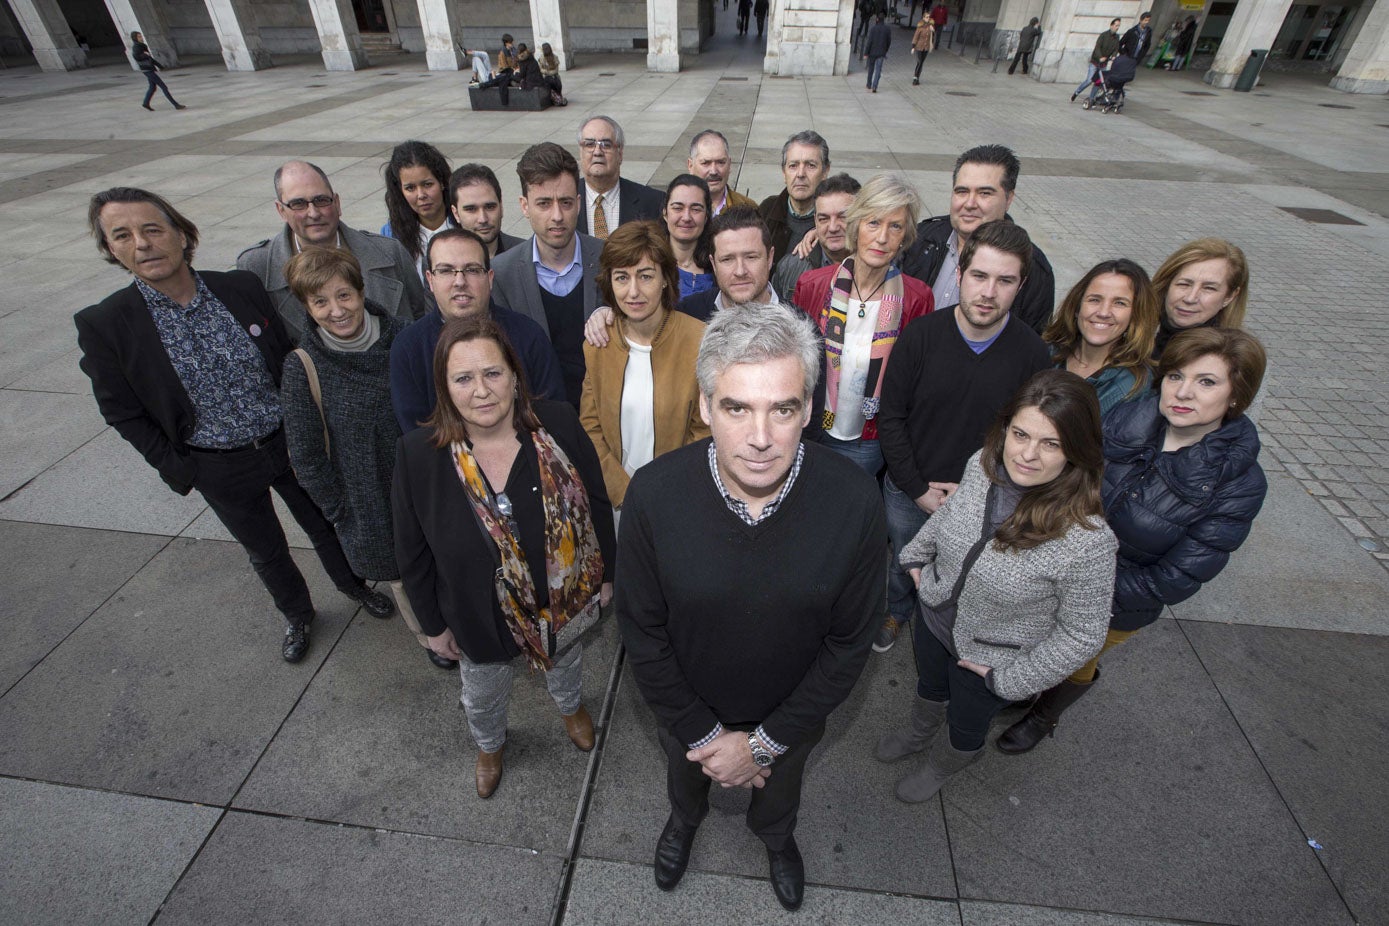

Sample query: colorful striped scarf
[819,257,906,432]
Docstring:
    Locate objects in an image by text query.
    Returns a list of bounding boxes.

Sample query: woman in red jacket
[793,174,933,476]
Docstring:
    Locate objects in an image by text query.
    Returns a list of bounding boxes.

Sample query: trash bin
[1233,49,1268,92]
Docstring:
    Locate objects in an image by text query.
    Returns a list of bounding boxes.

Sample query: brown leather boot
[476,745,505,798]
[563,705,595,752]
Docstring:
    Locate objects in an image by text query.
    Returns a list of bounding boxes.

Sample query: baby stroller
[1082,54,1137,113]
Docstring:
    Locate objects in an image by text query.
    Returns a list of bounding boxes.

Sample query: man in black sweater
[875,220,1050,653]
[616,302,886,912]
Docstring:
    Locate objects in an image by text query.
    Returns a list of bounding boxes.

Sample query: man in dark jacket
[1120,12,1153,63]
[1008,18,1041,74]
[75,187,390,664]
[863,14,892,92]
[758,131,830,271]
[1072,18,1121,101]
[899,144,1055,334]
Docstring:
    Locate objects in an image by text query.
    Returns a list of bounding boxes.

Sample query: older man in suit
[237,160,428,342]
[575,116,663,240]
[490,142,603,407]
[76,187,392,664]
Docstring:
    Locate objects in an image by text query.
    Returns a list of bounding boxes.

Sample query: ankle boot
[874,695,946,762]
[895,728,982,803]
[996,667,1099,755]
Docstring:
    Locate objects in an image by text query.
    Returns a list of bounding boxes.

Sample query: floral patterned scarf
[451,428,604,670]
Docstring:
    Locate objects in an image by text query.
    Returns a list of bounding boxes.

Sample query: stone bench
[467,85,552,112]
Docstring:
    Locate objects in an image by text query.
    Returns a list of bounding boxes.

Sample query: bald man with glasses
[575,116,664,240]
[238,159,428,342]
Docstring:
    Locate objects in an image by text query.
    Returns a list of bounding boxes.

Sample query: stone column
[763,0,854,76]
[9,0,88,71]
[1204,0,1292,88]
[202,0,272,71]
[648,0,681,72]
[528,0,572,69]
[1032,0,1141,84]
[416,0,463,70]
[103,0,178,69]
[305,0,369,71]
[1331,0,1389,93]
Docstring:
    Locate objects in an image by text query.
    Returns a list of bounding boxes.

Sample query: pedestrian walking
[1008,17,1041,75]
[912,16,936,85]
[130,31,185,111]
[863,13,892,93]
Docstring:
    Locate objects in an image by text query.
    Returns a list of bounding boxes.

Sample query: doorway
[1272,3,1355,61]
[351,0,393,33]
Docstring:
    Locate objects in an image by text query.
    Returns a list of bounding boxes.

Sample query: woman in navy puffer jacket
[997,327,1268,752]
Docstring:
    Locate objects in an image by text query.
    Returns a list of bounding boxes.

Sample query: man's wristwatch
[747,732,775,767]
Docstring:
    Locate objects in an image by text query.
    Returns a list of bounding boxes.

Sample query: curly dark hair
[383,140,452,263]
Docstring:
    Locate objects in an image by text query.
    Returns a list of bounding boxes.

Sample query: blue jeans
[884,474,929,626]
[821,435,883,478]
[1075,63,1099,96]
[867,55,886,89]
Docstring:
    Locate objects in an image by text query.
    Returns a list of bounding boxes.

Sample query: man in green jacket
[1071,18,1121,101]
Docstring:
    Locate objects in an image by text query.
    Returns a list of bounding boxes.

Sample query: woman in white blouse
[579,221,710,512]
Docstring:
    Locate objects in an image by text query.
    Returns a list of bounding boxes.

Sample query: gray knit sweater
[281,305,404,580]
[901,450,1118,701]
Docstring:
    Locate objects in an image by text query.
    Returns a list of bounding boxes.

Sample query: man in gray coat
[490,142,603,407]
[237,160,427,343]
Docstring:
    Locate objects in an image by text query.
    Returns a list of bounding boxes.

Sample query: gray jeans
[457,642,584,752]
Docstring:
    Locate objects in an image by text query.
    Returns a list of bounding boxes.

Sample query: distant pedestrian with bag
[912,16,936,85]
[1009,17,1041,75]
[130,31,185,111]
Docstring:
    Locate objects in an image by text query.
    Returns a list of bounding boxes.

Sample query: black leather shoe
[767,837,805,911]
[343,584,395,619]
[428,649,458,670]
[282,623,310,663]
[653,814,698,891]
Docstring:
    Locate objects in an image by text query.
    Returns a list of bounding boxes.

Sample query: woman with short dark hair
[281,247,451,668]
[392,316,616,798]
[580,221,709,511]
[996,328,1268,753]
[876,370,1118,801]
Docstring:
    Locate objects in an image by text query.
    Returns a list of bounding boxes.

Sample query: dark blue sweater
[388,302,564,433]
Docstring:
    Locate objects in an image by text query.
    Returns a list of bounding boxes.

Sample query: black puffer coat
[1101,396,1267,631]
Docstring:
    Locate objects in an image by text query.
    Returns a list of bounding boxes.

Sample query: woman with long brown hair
[874,369,1117,802]
[392,316,615,798]
[1043,258,1158,415]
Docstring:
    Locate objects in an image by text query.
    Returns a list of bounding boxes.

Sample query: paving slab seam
[0,531,175,703]
[550,639,629,926]
[959,896,1243,925]
[1172,618,1361,924]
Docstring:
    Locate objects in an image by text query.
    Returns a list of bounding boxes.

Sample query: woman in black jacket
[997,327,1268,752]
[393,316,616,797]
[130,31,184,111]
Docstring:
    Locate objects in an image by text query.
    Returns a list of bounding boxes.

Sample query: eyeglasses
[579,138,618,151]
[428,264,487,279]
[278,195,335,212]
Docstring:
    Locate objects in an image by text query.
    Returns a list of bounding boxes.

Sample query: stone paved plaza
[2,9,1388,925]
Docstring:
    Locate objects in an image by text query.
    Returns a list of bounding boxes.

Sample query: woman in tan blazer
[580,221,709,509]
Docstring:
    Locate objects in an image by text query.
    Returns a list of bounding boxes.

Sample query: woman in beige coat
[580,221,709,510]
[912,17,936,85]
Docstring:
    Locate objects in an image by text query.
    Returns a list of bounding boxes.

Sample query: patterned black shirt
[137,274,281,449]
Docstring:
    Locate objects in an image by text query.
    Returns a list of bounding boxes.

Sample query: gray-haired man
[617,302,885,911]
[575,115,663,239]
[758,130,830,265]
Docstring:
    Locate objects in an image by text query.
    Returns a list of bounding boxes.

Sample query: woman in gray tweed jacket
[281,247,455,671]
[875,370,1118,803]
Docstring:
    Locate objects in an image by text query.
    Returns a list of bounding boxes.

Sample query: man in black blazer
[575,115,664,239]
[75,187,392,663]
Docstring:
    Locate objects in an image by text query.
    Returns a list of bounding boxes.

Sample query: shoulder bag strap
[943,484,999,607]
[293,348,329,456]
